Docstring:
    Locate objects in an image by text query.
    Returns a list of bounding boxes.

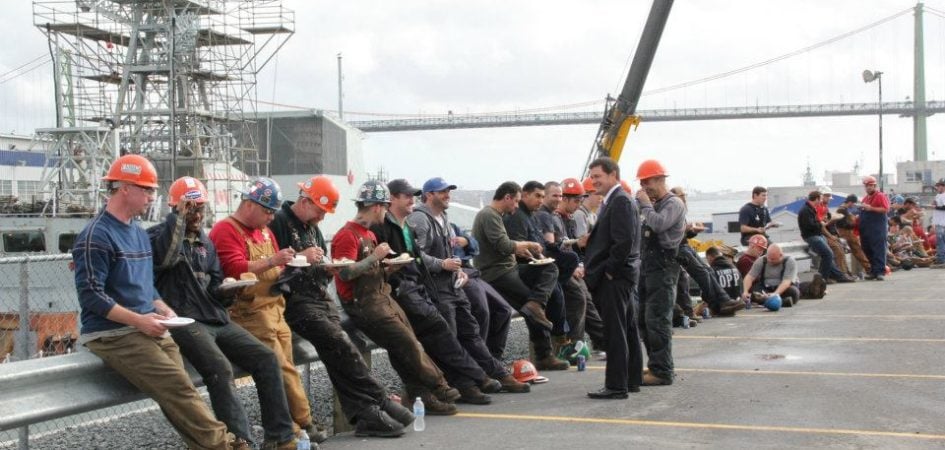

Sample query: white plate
[219,279,258,290]
[383,257,414,265]
[286,262,311,268]
[529,258,555,266]
[158,317,195,328]
[454,278,466,289]
[322,261,356,268]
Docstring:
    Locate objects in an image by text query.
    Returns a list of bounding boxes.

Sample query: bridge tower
[913,1,928,161]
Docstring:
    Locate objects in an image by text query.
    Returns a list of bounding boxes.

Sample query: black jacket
[797,201,823,240]
[583,188,641,290]
[370,212,434,297]
[269,201,333,306]
[148,213,231,325]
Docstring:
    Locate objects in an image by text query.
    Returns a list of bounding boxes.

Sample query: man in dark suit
[581,157,643,399]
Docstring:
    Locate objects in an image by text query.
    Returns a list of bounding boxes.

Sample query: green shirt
[472,206,517,282]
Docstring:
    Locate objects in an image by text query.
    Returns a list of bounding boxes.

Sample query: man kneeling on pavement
[740,243,827,307]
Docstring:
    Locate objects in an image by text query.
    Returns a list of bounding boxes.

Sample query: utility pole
[337,53,344,120]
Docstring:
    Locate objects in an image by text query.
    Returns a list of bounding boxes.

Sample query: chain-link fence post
[17,257,30,450]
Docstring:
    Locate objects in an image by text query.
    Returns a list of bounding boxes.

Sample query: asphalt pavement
[326,269,945,450]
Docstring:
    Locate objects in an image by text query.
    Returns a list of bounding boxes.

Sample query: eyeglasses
[130,184,156,195]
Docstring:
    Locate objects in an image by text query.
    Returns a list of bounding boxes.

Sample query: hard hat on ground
[636,159,668,180]
[168,176,208,206]
[561,178,585,197]
[862,175,877,185]
[298,176,340,213]
[764,294,782,311]
[242,177,283,211]
[103,154,159,188]
[511,359,540,383]
[355,179,391,205]
[582,177,596,194]
[748,234,768,249]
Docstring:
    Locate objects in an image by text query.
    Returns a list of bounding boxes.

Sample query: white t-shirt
[934,193,945,227]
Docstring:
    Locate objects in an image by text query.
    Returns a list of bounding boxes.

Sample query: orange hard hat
[511,359,539,383]
[561,178,585,196]
[102,154,158,188]
[620,179,632,194]
[582,177,595,194]
[636,159,668,181]
[862,175,877,185]
[748,234,768,249]
[168,176,208,206]
[298,175,340,213]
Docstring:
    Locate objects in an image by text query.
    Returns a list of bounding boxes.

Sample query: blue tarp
[770,194,847,216]
[0,150,46,167]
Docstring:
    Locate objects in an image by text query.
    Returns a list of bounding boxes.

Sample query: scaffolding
[31,0,294,219]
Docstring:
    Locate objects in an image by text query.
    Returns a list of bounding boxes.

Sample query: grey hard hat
[355,179,391,204]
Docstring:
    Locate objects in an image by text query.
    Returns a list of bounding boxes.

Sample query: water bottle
[681,316,690,329]
[576,355,586,371]
[297,430,311,450]
[744,297,752,310]
[701,306,710,319]
[413,397,425,432]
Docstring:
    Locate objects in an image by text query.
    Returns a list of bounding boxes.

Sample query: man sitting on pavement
[149,177,297,449]
[740,243,826,307]
[472,181,568,371]
[705,246,743,316]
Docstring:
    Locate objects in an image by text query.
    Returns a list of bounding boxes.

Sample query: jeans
[936,225,945,264]
[677,243,732,309]
[462,275,513,359]
[431,277,510,379]
[487,268,555,358]
[171,321,295,444]
[86,333,229,450]
[805,235,845,280]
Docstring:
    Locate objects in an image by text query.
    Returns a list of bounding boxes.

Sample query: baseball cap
[387,179,421,197]
[422,177,457,193]
[844,194,858,203]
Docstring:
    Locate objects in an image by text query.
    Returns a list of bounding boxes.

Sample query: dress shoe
[642,373,673,386]
[520,300,553,330]
[480,378,502,393]
[380,397,415,427]
[354,405,406,438]
[534,354,569,371]
[628,385,641,393]
[587,387,628,399]
[458,385,492,404]
[718,299,746,315]
[497,374,531,393]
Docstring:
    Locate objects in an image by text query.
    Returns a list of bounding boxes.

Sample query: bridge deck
[328,269,945,449]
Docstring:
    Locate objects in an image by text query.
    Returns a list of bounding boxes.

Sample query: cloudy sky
[3,0,945,192]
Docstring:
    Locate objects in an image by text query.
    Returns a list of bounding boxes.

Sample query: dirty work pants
[86,332,229,450]
[838,228,871,274]
[285,297,388,424]
[639,253,679,381]
[462,274,513,359]
[171,321,295,444]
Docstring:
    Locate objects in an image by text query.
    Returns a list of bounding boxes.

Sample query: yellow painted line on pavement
[674,335,945,343]
[455,412,945,441]
[738,314,945,319]
[584,366,945,380]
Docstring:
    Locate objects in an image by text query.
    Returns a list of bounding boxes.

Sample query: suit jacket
[584,187,641,290]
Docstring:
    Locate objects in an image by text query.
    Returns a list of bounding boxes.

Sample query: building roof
[0,150,47,168]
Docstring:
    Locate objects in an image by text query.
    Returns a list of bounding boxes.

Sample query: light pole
[863,69,884,191]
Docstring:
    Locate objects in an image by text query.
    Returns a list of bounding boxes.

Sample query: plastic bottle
[681,316,690,329]
[701,306,710,319]
[297,430,311,450]
[413,397,425,432]
[576,355,586,371]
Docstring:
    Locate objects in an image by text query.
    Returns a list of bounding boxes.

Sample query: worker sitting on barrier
[149,177,298,450]
[73,156,233,450]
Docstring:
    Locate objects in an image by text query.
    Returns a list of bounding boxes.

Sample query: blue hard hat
[242,177,283,211]
[764,294,782,312]
[355,179,391,205]
[891,194,905,204]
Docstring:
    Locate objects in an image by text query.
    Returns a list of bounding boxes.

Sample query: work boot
[380,397,415,427]
[418,392,458,416]
[718,299,746,315]
[534,354,569,371]
[642,372,673,386]
[781,296,794,308]
[808,273,827,299]
[498,374,531,393]
[432,385,461,403]
[519,300,553,330]
[480,378,502,394]
[551,335,570,358]
[457,385,492,404]
[231,438,252,450]
[354,405,406,438]
[260,438,298,450]
[303,423,328,444]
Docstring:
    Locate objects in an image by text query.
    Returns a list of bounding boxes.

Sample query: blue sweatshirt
[73,211,160,334]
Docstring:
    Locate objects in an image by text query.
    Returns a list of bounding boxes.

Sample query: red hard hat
[620,179,632,194]
[582,177,596,194]
[561,178,585,196]
[511,359,540,383]
[748,234,768,249]
[168,176,209,206]
[298,175,340,213]
[862,175,877,185]
[636,159,668,180]
[102,154,159,188]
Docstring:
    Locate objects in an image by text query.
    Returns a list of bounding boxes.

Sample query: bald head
[766,244,783,265]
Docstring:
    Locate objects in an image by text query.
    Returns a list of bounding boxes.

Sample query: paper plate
[529,375,549,384]
[286,261,311,268]
[322,261,356,268]
[159,317,195,328]
[220,279,257,290]
[529,258,555,266]
[383,257,414,265]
